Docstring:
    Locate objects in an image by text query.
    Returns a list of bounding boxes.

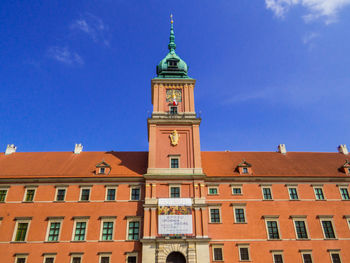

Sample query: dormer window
[236,160,252,175]
[95,161,111,175]
[341,160,350,175]
[168,60,178,67]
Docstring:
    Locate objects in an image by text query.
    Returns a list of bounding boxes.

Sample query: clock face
[166,89,182,102]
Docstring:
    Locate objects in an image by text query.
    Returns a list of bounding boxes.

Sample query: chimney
[5,144,17,155]
[74,143,83,154]
[338,144,348,155]
[278,144,287,154]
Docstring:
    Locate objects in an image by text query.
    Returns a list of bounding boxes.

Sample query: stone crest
[169,130,180,146]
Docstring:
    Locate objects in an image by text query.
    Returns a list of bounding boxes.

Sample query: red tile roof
[201,151,349,177]
[0,151,348,178]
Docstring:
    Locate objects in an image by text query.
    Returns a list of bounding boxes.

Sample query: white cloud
[265,0,350,23]
[47,46,84,65]
[70,13,110,46]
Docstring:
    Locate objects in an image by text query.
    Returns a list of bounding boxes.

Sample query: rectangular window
[16,257,27,263]
[288,187,299,200]
[340,188,350,200]
[43,254,56,263]
[234,208,246,223]
[128,221,140,240]
[321,220,336,239]
[47,222,61,241]
[127,256,137,263]
[74,221,87,241]
[0,189,7,202]
[80,188,90,201]
[170,106,178,115]
[314,188,325,200]
[99,255,111,263]
[208,187,218,195]
[266,220,280,239]
[170,186,180,198]
[101,221,114,240]
[14,222,29,241]
[262,187,272,200]
[242,167,248,174]
[210,208,221,223]
[213,247,223,261]
[24,189,35,202]
[131,187,140,201]
[302,253,313,263]
[232,187,242,195]
[106,188,116,201]
[99,167,106,174]
[273,254,283,263]
[239,247,250,261]
[71,257,82,263]
[170,158,179,168]
[330,253,342,263]
[56,188,66,201]
[44,258,55,263]
[294,220,308,239]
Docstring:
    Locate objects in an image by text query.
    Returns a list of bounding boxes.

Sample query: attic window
[168,61,177,67]
[95,161,111,175]
[236,160,252,175]
[342,160,350,175]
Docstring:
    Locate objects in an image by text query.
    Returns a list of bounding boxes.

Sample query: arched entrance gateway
[166,252,186,263]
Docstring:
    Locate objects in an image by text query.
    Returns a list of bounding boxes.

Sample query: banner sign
[158,198,192,234]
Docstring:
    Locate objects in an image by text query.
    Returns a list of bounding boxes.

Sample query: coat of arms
[169,130,180,146]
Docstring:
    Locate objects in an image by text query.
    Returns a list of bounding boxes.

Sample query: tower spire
[168,14,176,53]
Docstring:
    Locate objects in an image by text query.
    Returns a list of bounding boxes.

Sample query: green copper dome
[156,17,191,79]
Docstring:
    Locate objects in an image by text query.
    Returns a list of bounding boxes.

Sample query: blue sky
[1,0,350,153]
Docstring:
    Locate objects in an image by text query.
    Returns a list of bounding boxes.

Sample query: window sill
[315,199,326,201]
[324,238,338,240]
[341,199,350,201]
[22,201,34,203]
[267,239,282,241]
[234,222,247,224]
[209,222,222,224]
[11,241,27,243]
[289,199,300,201]
[232,194,243,196]
[78,200,90,203]
[71,240,86,243]
[53,200,65,203]
[262,199,274,201]
[99,240,114,242]
[125,239,139,242]
[104,200,116,202]
[129,200,140,202]
[296,238,310,241]
[44,241,59,243]
[208,194,219,196]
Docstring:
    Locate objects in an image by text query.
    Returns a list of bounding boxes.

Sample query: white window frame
[169,155,180,169]
[211,245,224,261]
[55,187,67,202]
[23,186,37,202]
[208,186,219,195]
[291,216,309,240]
[72,217,89,241]
[318,216,337,239]
[70,253,83,263]
[105,185,118,201]
[271,251,284,263]
[313,186,326,200]
[130,186,141,201]
[339,186,350,200]
[169,184,181,198]
[264,216,281,240]
[79,187,91,201]
[287,185,299,200]
[0,186,9,202]
[345,215,350,230]
[328,250,342,263]
[43,253,56,263]
[12,218,31,242]
[261,186,273,200]
[126,216,141,241]
[231,184,243,195]
[45,217,63,242]
[99,217,116,241]
[300,250,313,263]
[14,254,28,263]
[99,252,112,263]
[237,244,250,261]
[209,207,222,223]
[169,105,178,114]
[232,204,247,224]
[125,252,138,263]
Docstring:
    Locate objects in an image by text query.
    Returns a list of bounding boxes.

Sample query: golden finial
[170,14,173,24]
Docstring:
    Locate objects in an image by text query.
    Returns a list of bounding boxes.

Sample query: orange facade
[1,22,350,263]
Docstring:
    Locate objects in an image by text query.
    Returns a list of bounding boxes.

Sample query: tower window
[170,106,178,115]
[168,61,178,67]
[170,158,179,168]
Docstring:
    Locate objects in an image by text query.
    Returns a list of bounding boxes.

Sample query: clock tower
[147,17,202,175]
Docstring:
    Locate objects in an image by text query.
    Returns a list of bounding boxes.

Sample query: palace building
[1,18,350,263]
